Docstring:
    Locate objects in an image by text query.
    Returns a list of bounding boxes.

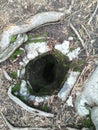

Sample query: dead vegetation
[0,0,98,130]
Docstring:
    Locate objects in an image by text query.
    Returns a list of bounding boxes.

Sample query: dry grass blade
[87,3,98,25]
[81,24,91,38]
[0,112,50,130]
[71,61,95,95]
[50,95,55,103]
[0,0,98,129]
[70,23,89,56]
[70,23,85,48]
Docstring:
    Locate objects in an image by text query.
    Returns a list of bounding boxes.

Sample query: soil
[0,0,98,130]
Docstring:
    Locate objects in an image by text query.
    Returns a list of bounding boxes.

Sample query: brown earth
[0,0,98,130]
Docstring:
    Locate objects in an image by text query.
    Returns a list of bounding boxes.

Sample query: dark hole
[43,62,55,83]
[25,50,69,96]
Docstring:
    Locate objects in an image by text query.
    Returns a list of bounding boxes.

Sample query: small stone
[37,42,50,54]
[22,56,29,65]
[95,60,98,65]
[25,42,50,61]
[35,96,44,103]
[66,127,79,130]
[34,101,39,106]
[28,95,35,101]
[67,47,80,61]
[44,96,50,101]
[55,40,69,55]
[91,39,95,44]
[20,80,28,96]
[14,92,18,96]
[17,69,20,77]
[27,51,38,60]
[66,96,73,107]
[81,128,90,130]
[19,61,24,66]
[19,68,25,78]
[68,36,74,41]
[8,0,13,3]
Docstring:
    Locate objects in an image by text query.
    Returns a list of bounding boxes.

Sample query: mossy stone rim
[25,50,70,96]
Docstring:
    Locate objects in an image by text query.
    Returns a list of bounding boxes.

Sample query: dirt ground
[0,0,98,130]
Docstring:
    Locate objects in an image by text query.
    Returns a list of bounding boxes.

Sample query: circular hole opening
[25,51,70,96]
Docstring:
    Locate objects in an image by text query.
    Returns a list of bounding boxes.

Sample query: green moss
[34,33,41,38]
[11,35,17,43]
[54,49,69,67]
[30,81,49,96]
[78,60,84,65]
[33,38,46,43]
[69,62,76,69]
[27,33,48,44]
[25,50,70,96]
[28,34,33,40]
[37,88,49,96]
[27,38,46,44]
[10,71,17,79]
[27,85,33,95]
[25,49,84,97]
[70,47,75,52]
[19,95,25,101]
[74,66,82,72]
[69,60,84,72]
[42,104,48,112]
[83,118,94,128]
[34,32,48,38]
[12,82,21,93]
[43,32,48,37]
[12,82,27,102]
[10,49,24,61]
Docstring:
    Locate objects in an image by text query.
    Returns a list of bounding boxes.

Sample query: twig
[88,3,98,25]
[81,24,91,38]
[1,112,50,130]
[3,69,12,81]
[71,61,95,96]
[70,23,85,48]
[67,0,74,14]
[66,127,78,130]
[70,23,88,56]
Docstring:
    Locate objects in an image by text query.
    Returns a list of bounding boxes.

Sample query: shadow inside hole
[25,50,70,96]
